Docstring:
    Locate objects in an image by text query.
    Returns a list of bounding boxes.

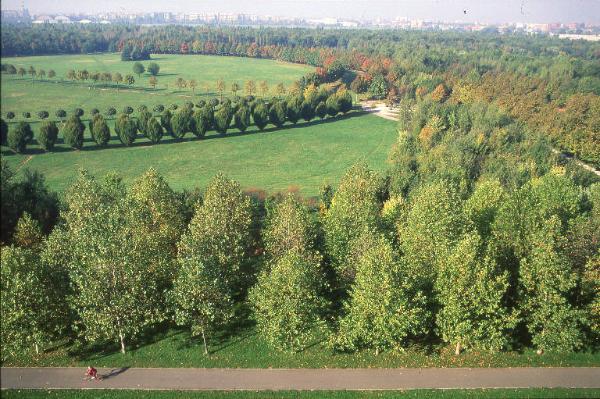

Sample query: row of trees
[1,88,353,153]
[2,158,598,358]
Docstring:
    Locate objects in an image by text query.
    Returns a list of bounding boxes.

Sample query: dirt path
[1,367,599,390]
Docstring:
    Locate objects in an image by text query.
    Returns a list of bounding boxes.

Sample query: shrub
[63,115,85,149]
[22,112,31,119]
[153,104,165,113]
[37,121,59,151]
[146,117,163,144]
[171,107,194,139]
[105,107,117,117]
[8,122,32,153]
[55,110,66,119]
[315,101,327,119]
[193,106,213,138]
[269,100,287,128]
[123,106,134,115]
[161,109,173,134]
[234,105,251,132]
[137,110,153,135]
[301,101,315,121]
[252,102,269,130]
[6,112,15,120]
[0,118,7,145]
[37,111,49,120]
[73,108,84,117]
[92,115,111,146]
[90,108,99,116]
[326,94,340,117]
[147,62,160,76]
[115,114,137,146]
[286,96,302,124]
[214,105,233,135]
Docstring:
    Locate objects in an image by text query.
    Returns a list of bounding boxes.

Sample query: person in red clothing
[84,366,100,381]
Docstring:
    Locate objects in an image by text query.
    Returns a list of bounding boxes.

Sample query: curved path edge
[2,367,600,390]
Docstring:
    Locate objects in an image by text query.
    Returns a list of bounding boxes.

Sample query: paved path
[2,367,599,390]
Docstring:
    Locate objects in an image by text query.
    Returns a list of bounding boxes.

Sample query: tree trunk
[455,341,461,355]
[35,343,39,355]
[375,347,379,356]
[201,328,208,356]
[120,332,126,354]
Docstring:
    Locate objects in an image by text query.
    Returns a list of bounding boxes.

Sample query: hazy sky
[3,0,600,24]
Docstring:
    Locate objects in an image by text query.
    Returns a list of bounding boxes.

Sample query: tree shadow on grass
[1,110,371,157]
[69,322,181,362]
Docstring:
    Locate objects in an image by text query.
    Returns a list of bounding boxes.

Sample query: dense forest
[2,24,599,165]
[1,24,599,360]
[1,96,599,357]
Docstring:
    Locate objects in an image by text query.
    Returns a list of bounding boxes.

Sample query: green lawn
[4,322,599,369]
[0,112,397,196]
[3,390,600,399]
[1,53,313,117]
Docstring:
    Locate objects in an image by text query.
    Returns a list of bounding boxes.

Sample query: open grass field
[1,53,313,118]
[3,389,600,399]
[0,112,397,196]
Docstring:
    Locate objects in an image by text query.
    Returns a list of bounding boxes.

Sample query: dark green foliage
[105,107,116,117]
[22,112,31,119]
[234,105,251,132]
[37,121,58,152]
[286,96,303,124]
[0,118,7,145]
[214,104,233,135]
[0,163,60,243]
[62,115,85,149]
[146,117,164,144]
[269,100,287,128]
[8,122,32,153]
[338,90,353,114]
[115,114,138,146]
[92,115,111,147]
[147,62,160,76]
[55,109,66,119]
[171,107,194,139]
[137,110,153,135]
[6,112,15,120]
[301,100,315,121]
[326,95,340,117]
[193,106,213,138]
[73,108,84,117]
[252,102,269,130]
[133,62,145,77]
[315,101,327,119]
[161,109,173,134]
[37,111,49,120]
[153,104,165,113]
[369,75,388,99]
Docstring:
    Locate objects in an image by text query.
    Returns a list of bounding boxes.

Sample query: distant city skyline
[2,0,600,24]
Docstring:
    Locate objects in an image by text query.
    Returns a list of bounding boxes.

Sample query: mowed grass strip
[0,113,397,196]
[1,53,313,117]
[3,389,600,399]
[4,322,599,369]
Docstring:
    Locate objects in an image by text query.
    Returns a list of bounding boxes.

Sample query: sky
[3,0,600,24]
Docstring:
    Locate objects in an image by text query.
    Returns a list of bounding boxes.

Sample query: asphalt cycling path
[2,367,600,390]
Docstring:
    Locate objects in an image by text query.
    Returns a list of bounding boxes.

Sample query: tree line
[0,87,353,153]
[1,94,598,358]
